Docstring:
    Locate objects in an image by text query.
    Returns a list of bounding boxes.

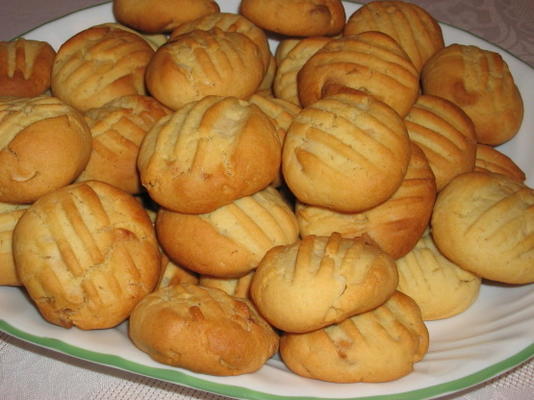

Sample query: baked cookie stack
[1,0,531,388]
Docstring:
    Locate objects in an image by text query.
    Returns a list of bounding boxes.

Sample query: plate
[1,1,533,399]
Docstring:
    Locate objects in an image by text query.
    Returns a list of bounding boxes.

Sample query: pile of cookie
[1,0,532,384]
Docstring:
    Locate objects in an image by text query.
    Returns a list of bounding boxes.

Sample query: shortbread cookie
[0,96,92,204]
[129,283,279,376]
[475,144,526,183]
[145,29,264,110]
[138,96,281,214]
[199,270,255,299]
[13,180,161,329]
[282,91,411,213]
[156,186,299,278]
[422,44,524,145]
[297,143,436,259]
[397,230,481,320]
[298,31,419,116]
[169,12,271,75]
[279,291,429,382]
[52,24,154,112]
[273,36,331,105]
[0,38,56,97]
[344,1,444,72]
[250,233,399,333]
[113,0,220,33]
[95,23,167,50]
[0,202,28,286]
[240,0,346,37]
[431,172,534,284]
[404,94,477,191]
[77,95,170,194]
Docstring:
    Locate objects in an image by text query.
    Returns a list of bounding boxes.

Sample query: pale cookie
[199,270,255,299]
[279,291,429,383]
[250,233,399,333]
[396,229,481,320]
[0,202,28,286]
[475,144,526,183]
[129,284,279,376]
[431,171,534,284]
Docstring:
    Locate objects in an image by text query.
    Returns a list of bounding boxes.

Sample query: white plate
[2,1,533,399]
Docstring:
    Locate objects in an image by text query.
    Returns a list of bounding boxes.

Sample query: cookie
[250,233,399,333]
[0,202,28,286]
[129,283,279,376]
[475,144,526,183]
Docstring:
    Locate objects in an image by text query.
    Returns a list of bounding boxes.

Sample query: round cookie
[0,38,56,97]
[129,283,279,376]
[250,233,399,333]
[145,29,264,110]
[279,291,429,382]
[138,96,282,214]
[297,31,419,116]
[77,95,171,194]
[157,254,199,289]
[169,12,272,75]
[113,0,220,33]
[421,44,524,145]
[431,171,534,284]
[0,96,92,204]
[475,144,526,183]
[0,202,28,286]
[404,94,477,191]
[296,143,436,259]
[51,24,154,112]
[282,91,411,213]
[12,180,161,329]
[273,36,331,105]
[396,230,481,320]
[199,270,255,299]
[240,0,346,37]
[156,186,299,278]
[344,0,444,72]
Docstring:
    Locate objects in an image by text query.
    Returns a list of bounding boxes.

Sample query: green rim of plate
[1,319,533,400]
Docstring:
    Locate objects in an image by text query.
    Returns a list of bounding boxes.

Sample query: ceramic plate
[1,1,533,399]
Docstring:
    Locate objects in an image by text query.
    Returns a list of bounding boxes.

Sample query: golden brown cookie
[157,253,199,289]
[282,91,411,213]
[431,171,534,284]
[129,283,279,376]
[296,143,436,259]
[113,0,220,33]
[279,291,429,382]
[297,31,419,116]
[51,24,154,112]
[77,95,171,194]
[0,202,28,286]
[475,144,526,183]
[12,180,161,329]
[421,44,524,145]
[250,233,399,333]
[344,0,444,72]
[240,0,346,37]
[145,29,264,110]
[156,186,299,278]
[0,38,56,97]
[0,96,92,204]
[138,96,282,214]
[404,94,477,191]
[396,229,481,320]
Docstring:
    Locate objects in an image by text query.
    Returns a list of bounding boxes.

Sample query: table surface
[1,1,533,399]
